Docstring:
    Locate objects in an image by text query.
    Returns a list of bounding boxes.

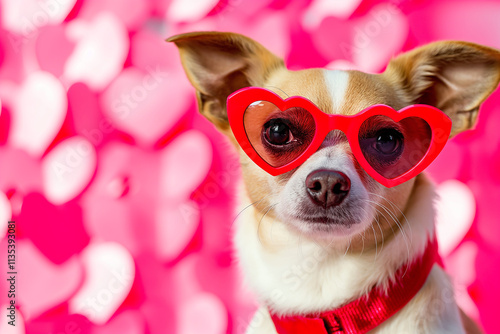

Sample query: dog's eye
[374,129,403,155]
[263,118,293,146]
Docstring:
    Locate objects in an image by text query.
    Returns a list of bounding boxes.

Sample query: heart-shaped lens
[358,115,432,179]
[243,100,316,167]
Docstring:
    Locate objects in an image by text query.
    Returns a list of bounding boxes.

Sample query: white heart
[0,191,12,238]
[69,242,135,325]
[435,180,476,256]
[64,13,129,91]
[167,0,219,22]
[352,4,409,72]
[42,136,97,205]
[0,305,25,334]
[178,293,228,334]
[156,201,200,262]
[10,71,67,157]
[160,130,213,200]
[1,0,76,35]
[302,0,362,29]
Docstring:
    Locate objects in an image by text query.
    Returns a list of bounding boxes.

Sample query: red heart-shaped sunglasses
[227,87,452,187]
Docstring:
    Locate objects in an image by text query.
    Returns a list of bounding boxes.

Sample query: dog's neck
[234,174,437,315]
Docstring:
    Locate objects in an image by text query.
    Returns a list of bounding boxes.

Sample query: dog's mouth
[304,215,356,226]
[276,198,373,237]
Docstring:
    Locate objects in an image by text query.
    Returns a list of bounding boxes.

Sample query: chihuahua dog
[169,32,500,333]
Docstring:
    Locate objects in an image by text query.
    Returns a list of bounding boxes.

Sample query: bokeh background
[0,0,499,333]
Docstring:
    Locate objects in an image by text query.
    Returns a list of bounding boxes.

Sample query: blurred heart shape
[10,71,67,157]
[64,13,129,91]
[0,305,25,334]
[445,242,479,319]
[101,67,191,145]
[410,1,500,50]
[69,242,135,325]
[312,3,408,72]
[426,141,463,183]
[156,201,200,262]
[93,310,145,334]
[19,192,90,264]
[0,191,11,237]
[160,130,213,200]
[178,293,228,334]
[76,0,150,30]
[352,4,408,72]
[435,180,476,256]
[42,136,97,205]
[167,0,219,22]
[18,240,83,320]
[302,0,362,29]
[1,0,76,35]
[35,25,76,77]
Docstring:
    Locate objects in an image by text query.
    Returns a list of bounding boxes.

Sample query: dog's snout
[305,170,350,208]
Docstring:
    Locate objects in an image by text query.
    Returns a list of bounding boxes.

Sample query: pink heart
[17,240,83,320]
[35,25,75,77]
[42,136,97,205]
[410,1,500,50]
[92,310,145,334]
[312,3,408,72]
[100,67,191,145]
[76,0,150,30]
[68,83,112,148]
[426,141,463,183]
[435,180,476,256]
[1,0,76,35]
[18,192,90,264]
[64,13,129,91]
[160,130,213,200]
[155,201,200,262]
[81,142,165,255]
[178,293,228,334]
[69,242,135,325]
[352,4,409,72]
[10,71,67,157]
[130,29,187,74]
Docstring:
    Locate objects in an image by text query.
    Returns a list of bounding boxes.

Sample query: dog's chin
[281,212,371,240]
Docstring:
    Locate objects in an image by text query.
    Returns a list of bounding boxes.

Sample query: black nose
[305,170,351,208]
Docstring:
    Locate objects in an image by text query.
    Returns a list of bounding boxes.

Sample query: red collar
[271,238,440,334]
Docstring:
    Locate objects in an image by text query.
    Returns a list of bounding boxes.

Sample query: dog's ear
[167,31,284,131]
[384,41,500,136]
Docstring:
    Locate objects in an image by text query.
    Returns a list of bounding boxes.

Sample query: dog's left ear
[167,31,284,132]
[384,41,500,136]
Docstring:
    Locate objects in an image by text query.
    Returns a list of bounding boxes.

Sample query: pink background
[0,0,499,333]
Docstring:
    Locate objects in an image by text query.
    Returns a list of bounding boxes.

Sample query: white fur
[235,174,464,333]
[323,70,350,111]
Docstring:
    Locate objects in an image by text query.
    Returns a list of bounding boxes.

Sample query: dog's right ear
[167,31,284,131]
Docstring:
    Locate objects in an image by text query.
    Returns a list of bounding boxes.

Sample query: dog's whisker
[257,202,279,245]
[367,192,414,242]
[264,85,290,98]
[363,198,411,270]
[231,193,273,228]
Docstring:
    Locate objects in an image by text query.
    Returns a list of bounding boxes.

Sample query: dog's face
[236,69,416,244]
[170,32,500,248]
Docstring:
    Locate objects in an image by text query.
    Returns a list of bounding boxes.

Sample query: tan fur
[169,32,500,334]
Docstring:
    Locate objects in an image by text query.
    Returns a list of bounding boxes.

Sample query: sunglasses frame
[227,87,452,188]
